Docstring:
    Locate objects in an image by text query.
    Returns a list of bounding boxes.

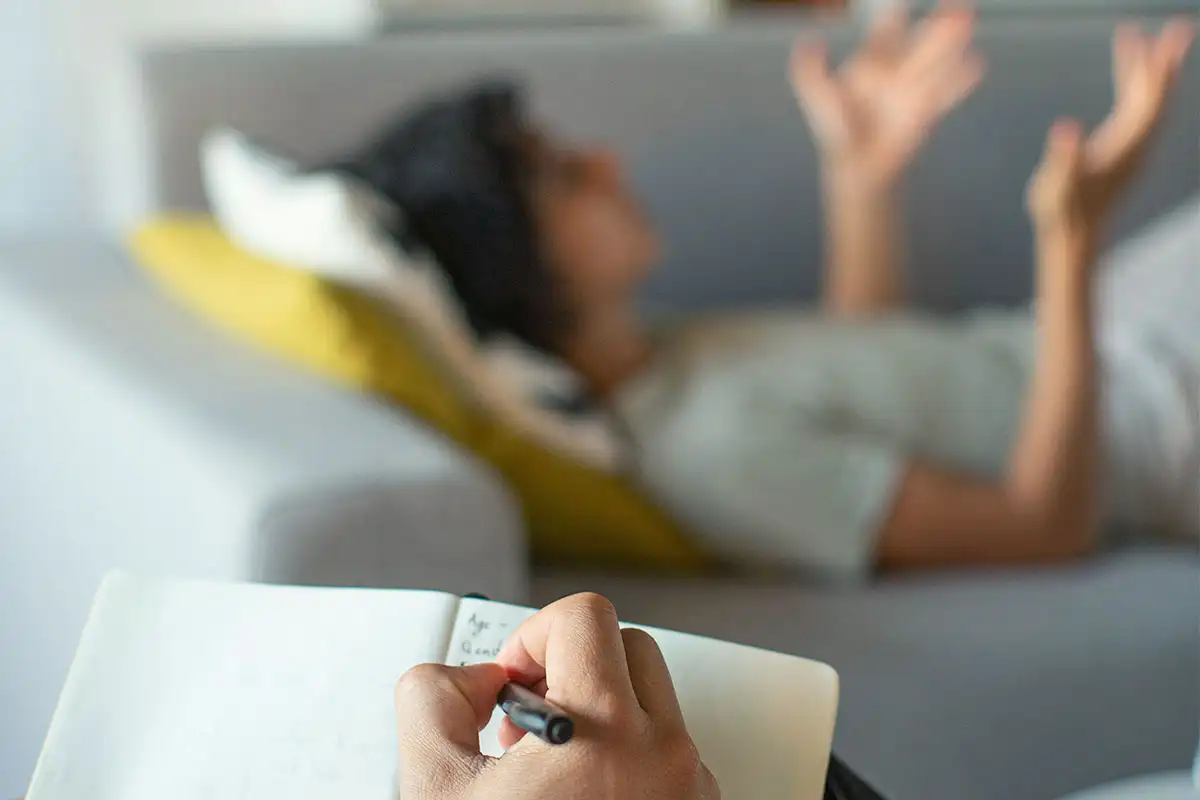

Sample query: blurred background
[1,1,85,237]
[2,1,1197,799]
[2,0,848,238]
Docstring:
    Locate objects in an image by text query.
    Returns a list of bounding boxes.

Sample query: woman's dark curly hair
[336,81,569,355]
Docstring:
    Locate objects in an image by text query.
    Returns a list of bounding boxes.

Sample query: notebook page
[446,598,839,799]
[443,601,526,756]
[28,574,458,800]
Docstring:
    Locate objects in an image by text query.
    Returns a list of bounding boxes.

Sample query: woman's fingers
[1093,20,1192,171]
[928,52,986,116]
[1030,18,1190,226]
[1036,119,1083,193]
[1115,20,1192,106]
[1113,22,1145,93]
[1155,18,1194,74]
[795,1,986,173]
[790,40,836,100]
[1028,118,1084,226]
[870,5,980,123]
[863,2,910,65]
[790,40,852,144]
[901,7,977,84]
[1049,119,1085,172]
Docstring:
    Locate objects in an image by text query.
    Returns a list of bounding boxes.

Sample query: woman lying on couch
[341,7,1196,580]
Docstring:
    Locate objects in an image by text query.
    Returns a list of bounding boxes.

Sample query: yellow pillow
[130,216,712,573]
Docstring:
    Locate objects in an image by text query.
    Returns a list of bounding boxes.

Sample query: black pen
[497,683,575,746]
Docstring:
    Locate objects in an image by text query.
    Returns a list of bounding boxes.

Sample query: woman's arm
[875,20,1193,570]
[791,4,984,316]
[878,221,1100,569]
[820,171,905,317]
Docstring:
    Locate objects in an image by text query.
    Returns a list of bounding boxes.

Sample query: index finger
[1154,18,1194,73]
[496,593,640,721]
[863,3,909,65]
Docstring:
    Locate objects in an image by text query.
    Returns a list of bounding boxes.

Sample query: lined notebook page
[447,598,840,800]
[27,575,458,800]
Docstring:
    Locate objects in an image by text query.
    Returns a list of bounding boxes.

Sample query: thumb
[395,662,508,790]
[790,41,851,143]
[1044,119,1084,175]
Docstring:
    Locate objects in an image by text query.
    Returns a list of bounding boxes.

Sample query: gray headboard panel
[140,19,1198,310]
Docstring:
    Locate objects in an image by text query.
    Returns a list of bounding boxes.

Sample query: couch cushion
[534,548,1200,800]
[1056,771,1196,800]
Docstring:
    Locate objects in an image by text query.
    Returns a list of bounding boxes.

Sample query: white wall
[48,0,376,234]
[0,0,86,236]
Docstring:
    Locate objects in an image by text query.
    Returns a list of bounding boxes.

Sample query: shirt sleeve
[639,417,904,581]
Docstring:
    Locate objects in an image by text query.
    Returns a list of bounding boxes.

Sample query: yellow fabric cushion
[130,215,712,572]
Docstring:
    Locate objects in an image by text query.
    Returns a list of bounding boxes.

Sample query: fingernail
[460,662,506,681]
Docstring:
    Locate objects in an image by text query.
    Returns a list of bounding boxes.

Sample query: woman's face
[527,132,662,314]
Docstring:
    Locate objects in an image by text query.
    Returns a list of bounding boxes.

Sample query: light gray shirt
[617,198,1200,579]
[615,309,1036,579]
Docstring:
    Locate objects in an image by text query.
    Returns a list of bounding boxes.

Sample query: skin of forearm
[821,166,905,315]
[1005,230,1101,553]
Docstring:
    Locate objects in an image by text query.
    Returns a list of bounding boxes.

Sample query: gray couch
[2,18,1197,800]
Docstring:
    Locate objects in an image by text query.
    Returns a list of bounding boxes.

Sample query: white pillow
[201,128,625,472]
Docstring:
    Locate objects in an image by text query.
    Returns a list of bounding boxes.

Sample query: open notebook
[27,574,839,799]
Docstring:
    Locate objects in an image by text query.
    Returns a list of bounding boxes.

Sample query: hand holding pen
[394,592,721,799]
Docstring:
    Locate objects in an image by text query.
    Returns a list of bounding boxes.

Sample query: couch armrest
[0,238,528,795]
[0,238,529,793]
[0,238,528,600]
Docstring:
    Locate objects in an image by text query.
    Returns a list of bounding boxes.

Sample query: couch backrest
[138,17,1198,310]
